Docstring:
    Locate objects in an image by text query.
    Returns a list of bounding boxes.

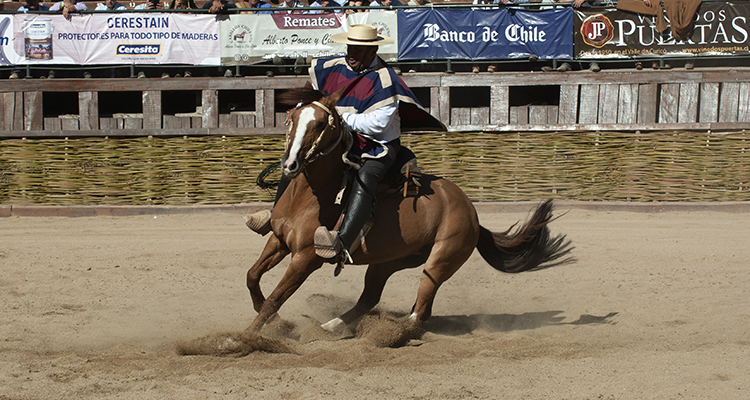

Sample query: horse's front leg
[247,234,290,313]
[245,247,324,333]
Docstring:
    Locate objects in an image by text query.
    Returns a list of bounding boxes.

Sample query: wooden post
[430,86,440,122]
[699,82,719,123]
[738,82,750,122]
[2,92,14,130]
[658,83,679,124]
[490,85,508,125]
[14,92,24,131]
[142,90,161,129]
[79,91,99,130]
[201,89,218,128]
[255,89,265,127]
[677,83,699,123]
[617,84,638,124]
[578,84,599,124]
[719,82,740,123]
[23,91,43,131]
[598,84,619,124]
[264,89,275,127]
[637,83,658,124]
[558,84,578,124]
[439,86,450,126]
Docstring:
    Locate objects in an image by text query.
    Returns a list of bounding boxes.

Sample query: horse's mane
[277,88,327,108]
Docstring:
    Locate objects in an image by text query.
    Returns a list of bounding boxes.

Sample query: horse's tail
[476,199,573,273]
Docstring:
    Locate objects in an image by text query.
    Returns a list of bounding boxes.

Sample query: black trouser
[338,138,401,250]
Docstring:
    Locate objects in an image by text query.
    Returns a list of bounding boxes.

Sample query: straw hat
[331,24,394,46]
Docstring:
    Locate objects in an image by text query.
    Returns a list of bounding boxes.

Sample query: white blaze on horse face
[284,107,316,173]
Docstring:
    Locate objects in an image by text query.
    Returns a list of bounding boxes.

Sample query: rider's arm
[342,101,400,141]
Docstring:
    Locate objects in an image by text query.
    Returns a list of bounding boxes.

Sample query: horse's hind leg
[409,238,475,324]
[321,253,428,333]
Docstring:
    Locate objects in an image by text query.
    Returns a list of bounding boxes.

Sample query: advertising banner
[575,2,750,58]
[1,15,18,66]
[11,13,219,65]
[398,8,574,60]
[220,11,398,65]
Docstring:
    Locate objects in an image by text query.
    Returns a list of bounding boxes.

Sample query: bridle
[284,100,346,170]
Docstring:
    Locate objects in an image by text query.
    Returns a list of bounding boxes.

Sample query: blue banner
[398,8,574,60]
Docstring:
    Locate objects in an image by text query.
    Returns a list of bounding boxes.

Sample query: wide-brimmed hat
[331,24,394,46]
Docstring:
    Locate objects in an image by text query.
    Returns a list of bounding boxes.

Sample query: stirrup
[244,210,272,236]
[314,226,342,260]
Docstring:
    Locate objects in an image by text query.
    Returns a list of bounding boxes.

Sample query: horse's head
[279,88,344,178]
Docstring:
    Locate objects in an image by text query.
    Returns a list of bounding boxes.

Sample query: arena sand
[1,206,748,399]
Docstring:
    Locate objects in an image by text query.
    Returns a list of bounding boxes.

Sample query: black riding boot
[337,175,377,252]
[313,174,377,260]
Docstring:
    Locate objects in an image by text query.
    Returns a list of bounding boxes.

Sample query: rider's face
[346,45,377,73]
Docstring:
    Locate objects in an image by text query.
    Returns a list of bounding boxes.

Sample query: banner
[11,13,219,65]
[398,8,574,60]
[1,15,17,66]
[575,2,750,58]
[220,11,398,65]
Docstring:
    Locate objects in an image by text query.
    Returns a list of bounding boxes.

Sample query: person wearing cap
[245,25,437,262]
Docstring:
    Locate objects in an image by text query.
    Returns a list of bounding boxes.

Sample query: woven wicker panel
[1,131,748,205]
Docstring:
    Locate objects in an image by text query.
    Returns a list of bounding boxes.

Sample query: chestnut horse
[244,88,571,334]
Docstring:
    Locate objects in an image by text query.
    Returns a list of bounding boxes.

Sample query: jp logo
[581,14,614,48]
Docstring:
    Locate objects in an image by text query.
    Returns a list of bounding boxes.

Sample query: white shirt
[342,102,400,144]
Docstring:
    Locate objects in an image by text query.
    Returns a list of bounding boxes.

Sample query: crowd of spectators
[3,0,607,16]
[3,0,652,79]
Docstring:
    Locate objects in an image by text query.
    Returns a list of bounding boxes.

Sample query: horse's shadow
[422,311,618,336]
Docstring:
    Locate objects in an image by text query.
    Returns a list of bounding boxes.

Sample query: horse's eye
[315,121,327,132]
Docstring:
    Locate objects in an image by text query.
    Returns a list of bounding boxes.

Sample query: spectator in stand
[134,0,162,9]
[406,0,428,5]
[235,0,273,13]
[343,0,366,13]
[309,0,337,13]
[555,0,601,8]
[369,0,401,10]
[49,0,87,19]
[168,0,199,9]
[17,0,49,11]
[203,0,236,12]
[275,0,306,13]
[95,0,127,10]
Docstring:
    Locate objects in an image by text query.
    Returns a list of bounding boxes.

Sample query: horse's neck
[291,139,347,208]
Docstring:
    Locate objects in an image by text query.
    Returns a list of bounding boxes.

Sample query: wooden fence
[3,68,750,137]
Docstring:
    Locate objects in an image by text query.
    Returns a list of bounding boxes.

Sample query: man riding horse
[245,24,441,262]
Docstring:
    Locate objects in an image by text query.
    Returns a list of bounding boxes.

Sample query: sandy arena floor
[1,205,748,399]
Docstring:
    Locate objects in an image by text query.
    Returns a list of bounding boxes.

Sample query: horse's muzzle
[281,155,301,178]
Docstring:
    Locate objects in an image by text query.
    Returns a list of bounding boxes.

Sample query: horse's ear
[326,87,345,106]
